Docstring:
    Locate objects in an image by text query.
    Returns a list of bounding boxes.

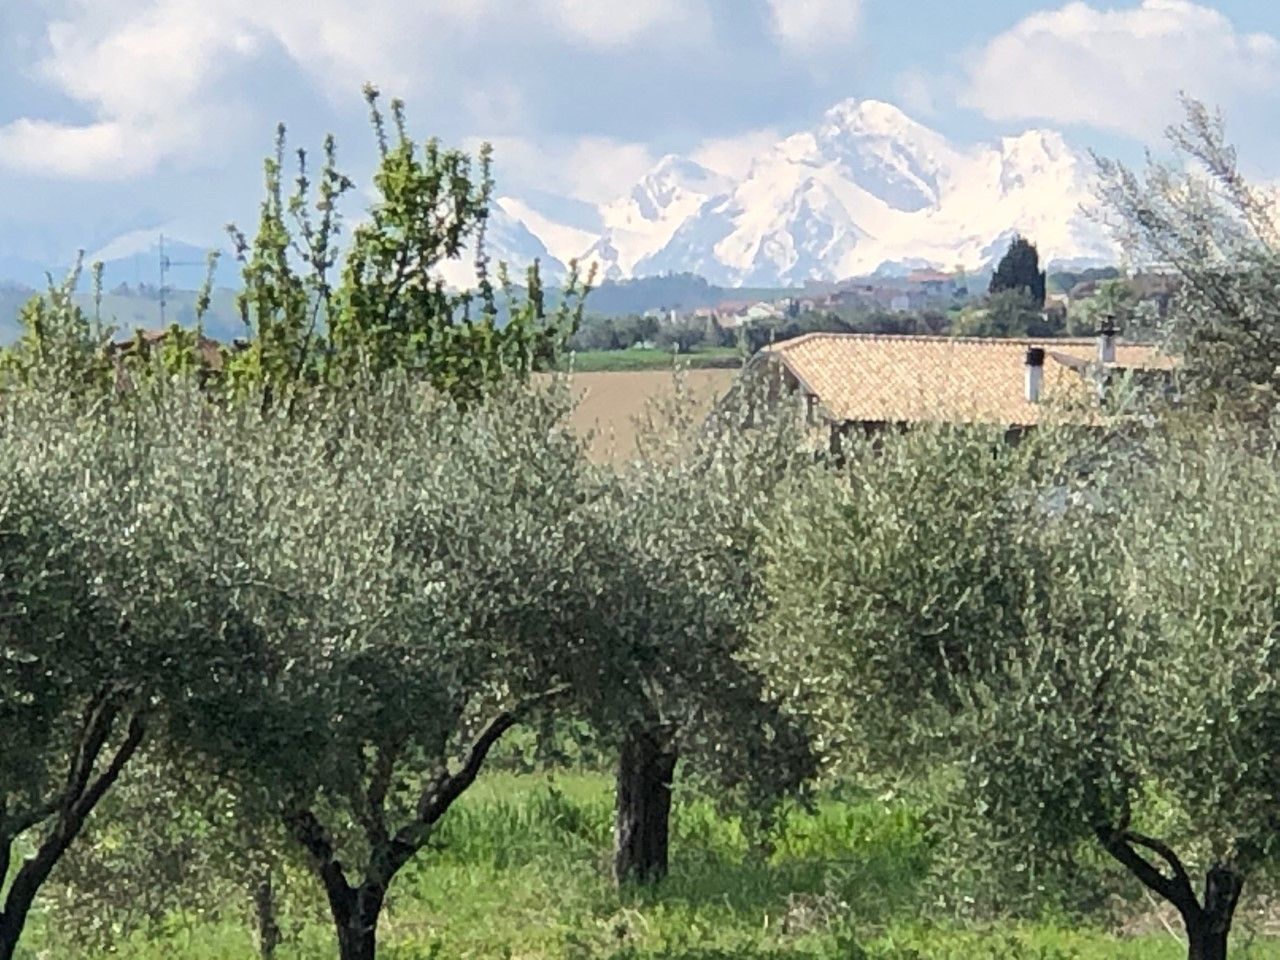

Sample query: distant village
[638,267,1178,329]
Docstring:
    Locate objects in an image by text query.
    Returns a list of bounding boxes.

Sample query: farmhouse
[106,327,227,369]
[744,329,1175,455]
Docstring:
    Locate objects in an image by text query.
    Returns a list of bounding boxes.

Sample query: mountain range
[461,97,1117,288]
[3,97,1118,297]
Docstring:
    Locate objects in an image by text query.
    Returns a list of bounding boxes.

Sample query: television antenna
[157,233,207,326]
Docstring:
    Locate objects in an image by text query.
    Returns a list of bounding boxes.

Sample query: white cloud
[766,0,862,50]
[482,135,657,205]
[0,0,708,181]
[0,118,161,180]
[960,0,1280,140]
[0,1,254,178]
[542,0,710,47]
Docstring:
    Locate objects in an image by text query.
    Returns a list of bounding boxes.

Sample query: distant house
[107,328,228,370]
[742,331,1175,456]
[713,299,783,328]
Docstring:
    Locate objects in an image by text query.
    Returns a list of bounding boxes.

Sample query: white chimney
[1025,347,1045,403]
[1098,317,1117,365]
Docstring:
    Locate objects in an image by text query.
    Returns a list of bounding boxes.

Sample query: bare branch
[1124,829,1196,898]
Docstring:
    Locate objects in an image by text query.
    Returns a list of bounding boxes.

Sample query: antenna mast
[159,233,167,326]
[157,233,207,328]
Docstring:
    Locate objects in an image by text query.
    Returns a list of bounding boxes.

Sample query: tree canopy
[1094,97,1280,424]
[989,235,1048,308]
[752,414,1280,960]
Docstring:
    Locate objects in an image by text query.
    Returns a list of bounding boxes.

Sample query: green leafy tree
[225,84,591,411]
[1066,277,1157,338]
[1,259,115,396]
[953,288,1056,338]
[1094,95,1280,422]
[755,420,1280,960]
[989,235,1047,308]
[653,315,710,354]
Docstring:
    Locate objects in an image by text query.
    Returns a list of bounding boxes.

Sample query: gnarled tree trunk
[1183,866,1242,960]
[612,728,676,886]
[323,876,385,960]
[0,711,144,960]
[1096,826,1242,960]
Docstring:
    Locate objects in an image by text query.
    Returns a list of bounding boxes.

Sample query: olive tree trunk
[322,877,385,960]
[612,728,677,886]
[1097,828,1241,960]
[1183,866,1242,960]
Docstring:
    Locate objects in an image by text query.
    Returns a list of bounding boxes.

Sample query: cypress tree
[989,234,1047,308]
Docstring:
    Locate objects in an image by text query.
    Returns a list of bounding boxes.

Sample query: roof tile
[759,333,1173,426]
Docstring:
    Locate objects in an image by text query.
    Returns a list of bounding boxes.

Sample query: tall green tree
[989,234,1047,308]
[225,84,591,410]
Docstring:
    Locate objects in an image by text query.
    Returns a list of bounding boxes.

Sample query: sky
[2,0,1280,275]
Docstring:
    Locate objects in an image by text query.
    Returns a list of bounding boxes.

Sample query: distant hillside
[0,271,808,345]
[580,274,797,316]
[0,284,246,346]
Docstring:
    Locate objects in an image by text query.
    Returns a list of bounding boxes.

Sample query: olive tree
[0,372,294,959]
[153,374,613,960]
[755,419,1280,960]
[593,375,820,886]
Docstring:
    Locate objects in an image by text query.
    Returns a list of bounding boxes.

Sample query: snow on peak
[823,98,912,129]
[489,98,1116,287]
[582,154,733,279]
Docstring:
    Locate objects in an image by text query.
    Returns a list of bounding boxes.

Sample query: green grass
[23,773,1280,959]
[561,348,743,372]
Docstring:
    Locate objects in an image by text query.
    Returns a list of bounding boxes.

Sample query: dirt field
[543,369,739,463]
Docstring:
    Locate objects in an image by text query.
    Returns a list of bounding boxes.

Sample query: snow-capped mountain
[580,155,733,281]
[48,97,1117,296]
[436,200,569,290]
[494,98,1117,286]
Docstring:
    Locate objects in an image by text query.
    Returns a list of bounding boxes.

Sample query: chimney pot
[1025,347,1045,403]
[1098,317,1118,364]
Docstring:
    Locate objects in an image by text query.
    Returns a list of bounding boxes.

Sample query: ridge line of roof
[762,332,1118,352]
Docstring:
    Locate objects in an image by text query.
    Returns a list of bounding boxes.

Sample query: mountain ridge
[8,97,1118,294]
[505,97,1117,286]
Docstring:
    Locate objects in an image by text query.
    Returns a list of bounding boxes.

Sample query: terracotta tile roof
[108,328,230,370]
[756,333,1174,427]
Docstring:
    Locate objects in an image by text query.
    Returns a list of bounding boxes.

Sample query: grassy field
[546,369,740,463]
[26,773,1280,959]
[562,348,743,373]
